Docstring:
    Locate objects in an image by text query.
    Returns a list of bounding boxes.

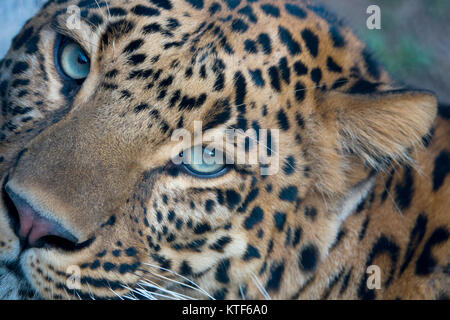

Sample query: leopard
[0,0,448,300]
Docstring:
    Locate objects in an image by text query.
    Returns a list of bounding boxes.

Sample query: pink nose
[5,184,78,248]
[16,203,62,247]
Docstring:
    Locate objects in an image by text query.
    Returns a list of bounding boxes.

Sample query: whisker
[138,278,197,300]
[239,285,246,300]
[250,271,271,300]
[145,271,208,299]
[143,263,214,299]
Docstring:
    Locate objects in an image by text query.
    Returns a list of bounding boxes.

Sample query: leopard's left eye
[56,37,90,82]
[181,146,227,178]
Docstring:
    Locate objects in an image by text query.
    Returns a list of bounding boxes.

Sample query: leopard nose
[5,184,78,249]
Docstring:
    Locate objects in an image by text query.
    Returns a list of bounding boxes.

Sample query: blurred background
[0,0,449,103]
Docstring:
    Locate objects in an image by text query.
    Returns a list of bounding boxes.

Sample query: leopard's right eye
[56,37,90,82]
[180,146,228,178]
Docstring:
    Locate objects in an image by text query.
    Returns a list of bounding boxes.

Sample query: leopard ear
[321,89,437,167]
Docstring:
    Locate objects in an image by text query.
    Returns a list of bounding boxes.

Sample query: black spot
[205,199,215,213]
[167,210,176,222]
[358,217,370,241]
[432,151,450,192]
[100,215,116,228]
[301,29,319,57]
[128,54,146,65]
[266,262,285,292]
[249,69,265,87]
[234,71,247,108]
[399,214,427,275]
[149,0,172,10]
[112,250,121,257]
[283,156,296,175]
[395,166,414,210]
[134,103,151,113]
[151,253,171,269]
[276,109,290,131]
[339,268,352,294]
[295,112,305,128]
[261,4,280,17]
[213,288,228,300]
[215,259,231,284]
[299,244,318,271]
[243,207,264,230]
[96,250,107,258]
[237,5,257,23]
[125,247,138,257]
[292,228,302,247]
[194,223,211,235]
[295,81,306,102]
[273,212,286,231]
[123,39,144,54]
[327,57,342,73]
[105,69,119,78]
[278,57,291,84]
[101,20,134,47]
[109,7,128,16]
[243,244,260,260]
[244,39,258,54]
[278,26,301,55]
[143,23,162,34]
[12,62,29,75]
[178,93,207,110]
[175,219,183,230]
[223,0,240,10]
[131,5,160,16]
[210,236,232,252]
[258,33,272,54]
[103,262,116,271]
[128,69,153,80]
[231,19,249,33]
[285,3,307,19]
[310,68,322,85]
[180,261,192,275]
[304,207,317,220]
[185,0,204,9]
[279,186,298,202]
[416,227,449,275]
[237,188,259,213]
[329,26,345,47]
[156,210,163,223]
[209,2,221,15]
[225,189,241,209]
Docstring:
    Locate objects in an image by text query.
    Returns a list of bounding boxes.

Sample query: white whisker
[143,263,214,299]
[250,271,271,300]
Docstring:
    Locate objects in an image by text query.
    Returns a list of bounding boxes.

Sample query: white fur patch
[337,176,376,223]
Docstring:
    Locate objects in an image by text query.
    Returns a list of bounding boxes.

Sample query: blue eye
[58,39,90,81]
[182,147,227,178]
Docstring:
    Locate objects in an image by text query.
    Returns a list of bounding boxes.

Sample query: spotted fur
[0,0,448,300]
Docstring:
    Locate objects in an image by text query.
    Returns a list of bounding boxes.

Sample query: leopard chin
[0,263,39,300]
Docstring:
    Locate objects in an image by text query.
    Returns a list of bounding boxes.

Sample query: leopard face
[0,0,439,300]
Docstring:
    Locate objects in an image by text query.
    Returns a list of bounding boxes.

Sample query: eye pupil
[77,53,88,65]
